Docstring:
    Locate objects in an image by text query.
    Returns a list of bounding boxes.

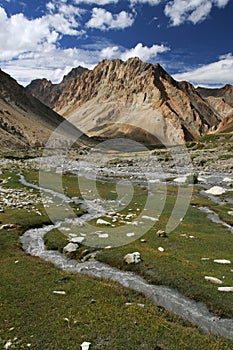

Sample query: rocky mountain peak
[26,58,233,145]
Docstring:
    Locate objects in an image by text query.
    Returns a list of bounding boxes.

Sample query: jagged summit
[26,58,233,145]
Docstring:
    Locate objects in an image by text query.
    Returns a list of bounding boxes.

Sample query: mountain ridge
[24,58,233,145]
[0,68,89,150]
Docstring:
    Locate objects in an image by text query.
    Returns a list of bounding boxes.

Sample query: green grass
[35,169,233,318]
[2,171,233,348]
[97,189,233,318]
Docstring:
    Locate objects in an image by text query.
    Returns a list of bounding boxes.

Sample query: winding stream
[19,174,233,340]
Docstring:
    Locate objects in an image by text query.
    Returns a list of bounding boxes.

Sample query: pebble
[158,247,165,252]
[214,259,231,264]
[142,215,158,222]
[53,291,66,295]
[204,276,223,284]
[218,287,233,292]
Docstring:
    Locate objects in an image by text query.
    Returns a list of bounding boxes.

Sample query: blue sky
[0,0,232,87]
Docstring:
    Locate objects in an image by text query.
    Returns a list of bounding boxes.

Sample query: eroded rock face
[26,66,88,108]
[197,84,233,108]
[26,58,233,145]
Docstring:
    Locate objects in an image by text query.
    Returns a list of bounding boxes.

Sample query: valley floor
[0,133,233,349]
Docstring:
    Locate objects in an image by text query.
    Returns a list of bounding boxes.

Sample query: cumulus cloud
[100,42,169,61]
[120,42,169,61]
[173,53,233,86]
[164,0,230,26]
[100,46,120,58]
[86,8,134,30]
[0,6,82,60]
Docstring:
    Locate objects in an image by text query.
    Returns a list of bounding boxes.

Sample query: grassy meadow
[0,162,233,349]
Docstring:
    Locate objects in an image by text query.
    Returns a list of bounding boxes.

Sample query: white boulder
[124,252,141,264]
[81,342,91,350]
[63,243,79,254]
[205,186,226,195]
[70,237,85,244]
[96,219,111,225]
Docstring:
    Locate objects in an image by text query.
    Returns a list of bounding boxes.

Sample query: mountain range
[0,58,232,151]
[26,58,233,146]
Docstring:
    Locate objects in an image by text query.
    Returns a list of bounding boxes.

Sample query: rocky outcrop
[197,84,233,134]
[27,58,233,145]
[197,84,233,108]
[26,66,88,108]
[0,69,89,150]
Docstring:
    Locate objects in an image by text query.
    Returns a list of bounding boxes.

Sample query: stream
[19,174,233,340]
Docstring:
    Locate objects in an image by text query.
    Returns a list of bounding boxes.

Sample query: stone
[214,259,231,264]
[223,177,233,183]
[205,186,226,195]
[70,237,85,244]
[156,230,167,237]
[173,176,186,183]
[204,276,223,284]
[55,276,71,283]
[218,287,233,292]
[63,243,79,254]
[4,340,12,349]
[98,233,109,238]
[0,224,17,230]
[126,232,135,237]
[81,251,99,262]
[96,219,111,225]
[53,291,66,295]
[228,211,233,216]
[158,247,165,252]
[142,215,158,222]
[124,252,141,264]
[81,342,91,350]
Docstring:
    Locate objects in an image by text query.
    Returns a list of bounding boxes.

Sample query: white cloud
[120,42,169,61]
[164,0,230,26]
[0,6,83,60]
[74,0,118,4]
[100,42,169,61]
[173,53,233,86]
[86,8,134,30]
[130,0,161,5]
[100,46,120,58]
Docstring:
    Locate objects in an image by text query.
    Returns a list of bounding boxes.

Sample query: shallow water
[19,174,233,340]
